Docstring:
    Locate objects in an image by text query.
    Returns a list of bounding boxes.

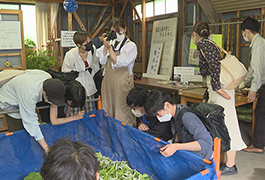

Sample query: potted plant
[24,39,57,70]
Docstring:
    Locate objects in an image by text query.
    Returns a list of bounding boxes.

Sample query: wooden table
[178,88,258,141]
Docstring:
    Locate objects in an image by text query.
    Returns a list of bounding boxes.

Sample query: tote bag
[200,40,247,89]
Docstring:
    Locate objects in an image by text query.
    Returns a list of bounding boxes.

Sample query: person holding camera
[96,18,137,126]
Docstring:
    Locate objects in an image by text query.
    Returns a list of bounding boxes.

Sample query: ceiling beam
[197,0,220,23]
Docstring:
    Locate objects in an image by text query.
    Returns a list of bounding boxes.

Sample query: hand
[228,51,232,55]
[202,99,207,103]
[138,123,149,131]
[216,89,231,100]
[44,146,49,155]
[103,37,112,49]
[160,144,179,157]
[74,110,85,120]
[247,90,256,102]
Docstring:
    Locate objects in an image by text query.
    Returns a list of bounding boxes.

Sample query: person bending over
[126,86,172,141]
[144,89,213,160]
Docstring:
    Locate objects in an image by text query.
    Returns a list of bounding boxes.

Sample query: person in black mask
[62,30,100,113]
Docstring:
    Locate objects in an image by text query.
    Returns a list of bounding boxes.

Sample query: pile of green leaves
[24,152,152,180]
[95,152,152,180]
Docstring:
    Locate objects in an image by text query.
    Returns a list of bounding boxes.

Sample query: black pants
[253,84,265,149]
[5,114,23,132]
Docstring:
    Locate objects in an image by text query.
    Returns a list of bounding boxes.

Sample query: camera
[105,30,117,41]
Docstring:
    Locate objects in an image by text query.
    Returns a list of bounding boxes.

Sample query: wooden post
[73,11,87,31]
[141,0,146,73]
[112,0,115,18]
[68,12,73,31]
[236,11,240,58]
[47,2,52,51]
[178,0,183,66]
[227,20,230,51]
[261,8,265,37]
[87,6,90,33]
[222,19,225,50]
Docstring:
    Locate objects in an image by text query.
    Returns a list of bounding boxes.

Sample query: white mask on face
[243,31,250,42]
[116,31,125,42]
[157,106,172,122]
[131,109,144,118]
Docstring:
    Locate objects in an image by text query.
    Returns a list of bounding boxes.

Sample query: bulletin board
[150,17,178,79]
[61,30,77,47]
[0,21,22,50]
[0,9,25,70]
[146,43,164,75]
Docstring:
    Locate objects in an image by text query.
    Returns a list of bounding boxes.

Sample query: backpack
[174,103,231,154]
[46,69,79,86]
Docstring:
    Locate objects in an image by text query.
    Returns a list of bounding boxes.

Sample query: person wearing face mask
[126,86,173,141]
[239,17,265,154]
[96,18,137,126]
[0,70,67,154]
[62,30,100,113]
[144,89,213,160]
[193,21,246,175]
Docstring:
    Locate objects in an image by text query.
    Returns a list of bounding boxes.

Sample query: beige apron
[101,50,135,126]
[206,75,246,151]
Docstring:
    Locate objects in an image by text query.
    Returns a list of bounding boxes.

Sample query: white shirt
[246,33,265,92]
[62,46,100,96]
[96,38,137,75]
[0,70,52,141]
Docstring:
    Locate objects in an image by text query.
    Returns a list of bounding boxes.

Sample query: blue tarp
[0,110,217,180]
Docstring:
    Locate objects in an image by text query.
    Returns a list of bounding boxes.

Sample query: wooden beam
[119,0,128,18]
[178,0,183,66]
[236,11,240,58]
[112,0,126,4]
[73,11,87,31]
[91,0,111,34]
[141,0,147,73]
[68,12,72,31]
[47,2,52,51]
[197,0,220,23]
[87,6,90,33]
[128,0,142,25]
[91,13,112,39]
[35,0,113,7]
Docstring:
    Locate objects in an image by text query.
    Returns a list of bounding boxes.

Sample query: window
[0,4,37,45]
[134,0,178,20]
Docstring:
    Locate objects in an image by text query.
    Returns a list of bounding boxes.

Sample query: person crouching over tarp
[126,86,173,141]
[144,89,213,160]
[0,70,86,154]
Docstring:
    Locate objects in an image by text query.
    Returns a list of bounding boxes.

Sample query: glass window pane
[0,4,19,10]
[146,2,154,18]
[21,5,37,44]
[135,4,142,20]
[166,0,178,13]
[155,0,165,16]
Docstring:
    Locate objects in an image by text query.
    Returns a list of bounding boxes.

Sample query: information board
[61,30,77,47]
[0,21,22,50]
[150,17,178,78]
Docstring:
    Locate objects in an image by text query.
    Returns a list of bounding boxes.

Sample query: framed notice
[150,17,178,78]
[146,43,164,75]
[0,21,22,50]
[61,31,77,47]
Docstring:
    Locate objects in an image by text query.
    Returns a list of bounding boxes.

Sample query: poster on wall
[0,21,22,50]
[188,34,222,65]
[150,17,178,78]
[61,31,77,47]
[146,43,164,75]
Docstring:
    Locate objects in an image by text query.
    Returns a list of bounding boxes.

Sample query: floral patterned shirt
[197,38,222,100]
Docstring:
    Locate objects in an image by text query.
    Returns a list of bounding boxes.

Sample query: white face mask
[243,31,250,42]
[157,106,172,122]
[131,109,144,118]
[116,31,125,42]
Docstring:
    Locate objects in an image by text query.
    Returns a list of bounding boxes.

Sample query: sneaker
[221,164,238,175]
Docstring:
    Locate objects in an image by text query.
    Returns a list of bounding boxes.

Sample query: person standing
[192,21,246,175]
[62,30,99,112]
[240,17,265,154]
[97,18,137,126]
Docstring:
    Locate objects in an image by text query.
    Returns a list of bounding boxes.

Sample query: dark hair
[241,17,260,33]
[101,27,109,35]
[73,30,92,46]
[193,21,210,38]
[65,80,86,109]
[144,89,174,116]
[126,86,149,108]
[40,138,100,180]
[108,18,129,37]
